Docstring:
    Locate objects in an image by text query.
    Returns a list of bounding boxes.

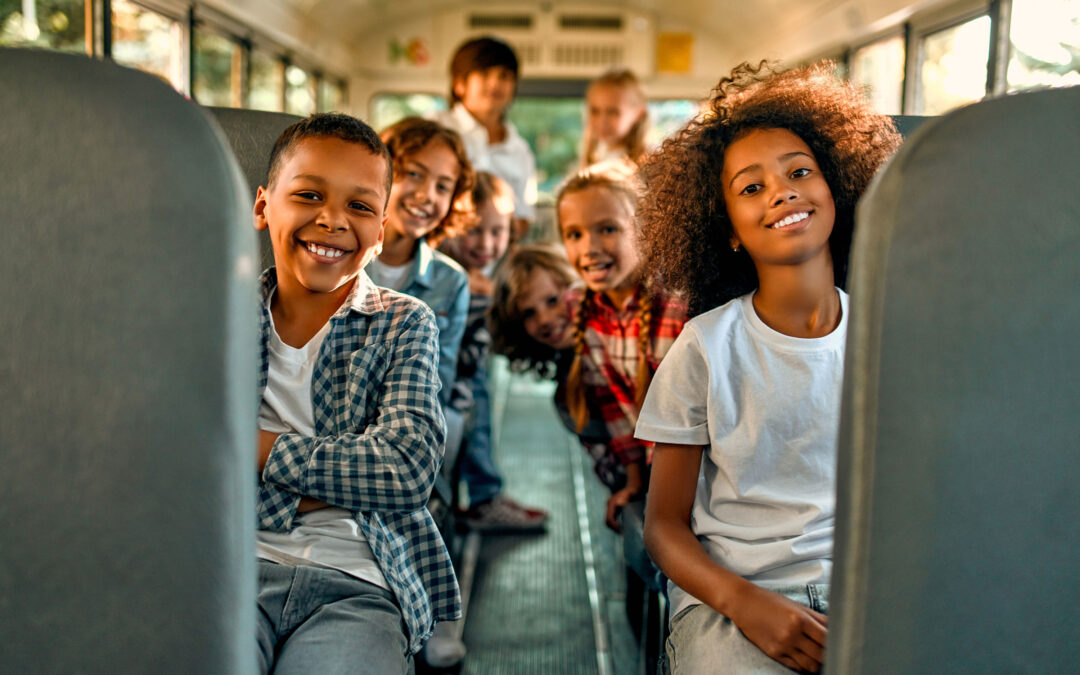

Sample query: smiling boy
[252,113,459,674]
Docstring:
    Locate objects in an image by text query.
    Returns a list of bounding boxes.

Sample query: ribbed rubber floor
[460,363,639,674]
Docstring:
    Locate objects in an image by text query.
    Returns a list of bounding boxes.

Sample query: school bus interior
[2,0,1078,672]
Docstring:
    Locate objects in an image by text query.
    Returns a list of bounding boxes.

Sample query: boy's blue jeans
[257,561,409,675]
[458,372,503,506]
[664,584,830,674]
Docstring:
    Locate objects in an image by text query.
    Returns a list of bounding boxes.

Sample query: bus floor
[420,357,641,674]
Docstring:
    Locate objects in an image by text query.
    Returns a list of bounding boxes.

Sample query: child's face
[558,185,640,303]
[457,200,512,270]
[517,267,574,350]
[586,83,643,146]
[454,66,516,118]
[254,136,388,295]
[385,139,461,243]
[722,127,836,268]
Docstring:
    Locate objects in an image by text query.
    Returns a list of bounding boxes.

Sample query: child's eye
[437,182,452,194]
[349,201,373,213]
[563,230,581,240]
[546,295,559,306]
[407,170,422,180]
[296,190,321,201]
[791,168,812,178]
[521,308,536,319]
[739,183,762,196]
[602,225,620,235]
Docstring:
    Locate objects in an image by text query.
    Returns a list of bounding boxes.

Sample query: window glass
[850,35,905,114]
[1007,0,1080,91]
[249,48,282,111]
[917,14,992,115]
[508,98,583,202]
[0,0,86,52]
[111,0,184,91]
[646,99,700,147]
[318,78,346,112]
[285,64,314,116]
[193,29,242,107]
[369,93,446,131]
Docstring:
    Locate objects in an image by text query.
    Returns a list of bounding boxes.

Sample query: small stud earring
[731,244,739,253]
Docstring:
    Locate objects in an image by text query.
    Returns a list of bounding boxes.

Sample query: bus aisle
[450,357,639,674]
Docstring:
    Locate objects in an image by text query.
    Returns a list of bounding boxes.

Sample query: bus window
[509,97,582,201]
[850,35,905,115]
[111,0,186,92]
[370,93,446,131]
[248,47,283,112]
[0,0,87,53]
[285,64,315,116]
[318,78,346,113]
[646,99,699,146]
[917,14,992,115]
[1007,0,1080,91]
[193,28,243,108]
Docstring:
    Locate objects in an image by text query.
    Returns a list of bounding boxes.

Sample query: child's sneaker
[463,495,548,533]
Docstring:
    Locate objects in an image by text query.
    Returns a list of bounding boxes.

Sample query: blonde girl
[557,168,687,531]
[580,69,649,170]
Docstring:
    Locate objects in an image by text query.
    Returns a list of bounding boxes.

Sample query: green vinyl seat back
[205,107,303,273]
[0,48,258,674]
[830,86,1080,674]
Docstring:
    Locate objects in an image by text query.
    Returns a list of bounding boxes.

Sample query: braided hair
[558,167,658,431]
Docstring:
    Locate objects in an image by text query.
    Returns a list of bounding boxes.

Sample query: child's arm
[645,443,828,673]
[259,301,445,520]
[435,275,471,408]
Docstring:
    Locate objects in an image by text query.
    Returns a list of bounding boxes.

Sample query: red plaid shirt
[571,286,688,466]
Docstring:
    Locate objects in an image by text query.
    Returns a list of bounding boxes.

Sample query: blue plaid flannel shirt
[256,268,461,654]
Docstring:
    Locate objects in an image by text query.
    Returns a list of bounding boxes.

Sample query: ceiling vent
[552,43,624,68]
[468,13,533,30]
[558,15,624,31]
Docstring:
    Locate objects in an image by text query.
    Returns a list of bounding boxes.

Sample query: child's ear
[253,185,269,231]
[729,235,741,252]
[452,76,467,101]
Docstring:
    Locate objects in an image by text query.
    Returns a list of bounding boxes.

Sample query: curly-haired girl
[558,168,688,531]
[635,61,900,673]
[367,116,475,408]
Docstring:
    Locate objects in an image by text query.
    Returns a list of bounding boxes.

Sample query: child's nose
[317,204,347,231]
[771,186,798,207]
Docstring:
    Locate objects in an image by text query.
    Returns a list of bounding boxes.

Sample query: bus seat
[889,115,933,139]
[0,48,258,674]
[830,86,1080,674]
[205,107,303,272]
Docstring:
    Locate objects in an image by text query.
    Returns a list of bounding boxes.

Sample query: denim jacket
[256,268,461,653]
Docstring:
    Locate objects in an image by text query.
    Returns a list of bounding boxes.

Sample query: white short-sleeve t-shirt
[635,290,848,619]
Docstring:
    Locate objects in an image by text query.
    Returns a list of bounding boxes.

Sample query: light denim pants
[664,584,830,674]
[256,561,409,675]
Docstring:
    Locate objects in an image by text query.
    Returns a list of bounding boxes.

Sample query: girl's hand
[726,583,828,673]
[605,487,637,532]
[605,461,645,531]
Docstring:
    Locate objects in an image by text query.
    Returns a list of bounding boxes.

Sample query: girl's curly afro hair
[638,61,901,316]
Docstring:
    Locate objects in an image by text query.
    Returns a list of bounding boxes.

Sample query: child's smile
[254,136,388,298]
[386,140,460,243]
[558,185,640,306]
[722,127,835,267]
[517,267,574,350]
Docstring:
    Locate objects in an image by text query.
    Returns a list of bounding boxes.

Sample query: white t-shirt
[256,294,388,590]
[635,290,847,619]
[432,103,537,220]
[365,257,411,292]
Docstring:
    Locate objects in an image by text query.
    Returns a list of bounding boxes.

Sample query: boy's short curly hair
[380,116,476,246]
[488,244,579,377]
[268,113,392,196]
[638,61,901,316]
